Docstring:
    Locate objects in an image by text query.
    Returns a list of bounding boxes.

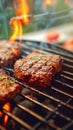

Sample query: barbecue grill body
[0,40,73,130]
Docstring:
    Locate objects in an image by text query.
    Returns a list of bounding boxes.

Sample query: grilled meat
[14,50,63,87]
[0,40,21,66]
[0,69,21,105]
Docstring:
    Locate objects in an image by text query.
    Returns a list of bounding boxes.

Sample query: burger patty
[0,69,21,106]
[0,40,21,66]
[14,50,63,87]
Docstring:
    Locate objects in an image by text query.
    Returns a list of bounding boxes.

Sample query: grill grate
[0,40,73,130]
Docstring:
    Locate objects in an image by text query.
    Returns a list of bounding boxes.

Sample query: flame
[0,102,11,126]
[9,0,30,44]
[3,102,11,126]
[9,19,20,43]
[15,0,29,24]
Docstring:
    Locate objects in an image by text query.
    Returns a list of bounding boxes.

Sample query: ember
[0,102,11,127]
[3,103,11,126]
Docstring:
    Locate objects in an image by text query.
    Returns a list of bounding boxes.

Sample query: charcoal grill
[0,40,73,130]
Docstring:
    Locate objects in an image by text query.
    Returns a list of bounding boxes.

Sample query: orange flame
[0,102,11,126]
[2,102,11,126]
[9,19,22,43]
[9,0,30,44]
[3,102,11,126]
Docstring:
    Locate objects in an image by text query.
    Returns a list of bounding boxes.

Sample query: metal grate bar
[60,74,73,81]
[21,45,73,63]
[23,41,73,59]
[54,79,73,89]
[21,43,73,67]
[16,102,62,130]
[51,86,73,98]
[62,120,73,130]
[2,109,33,130]
[14,80,73,110]
[26,40,73,56]
[1,40,73,130]
[45,43,73,56]
[21,40,73,58]
[16,103,49,124]
[63,63,73,69]
[2,55,72,110]
[20,93,71,121]
[2,65,73,112]
[62,71,73,77]
[2,67,72,111]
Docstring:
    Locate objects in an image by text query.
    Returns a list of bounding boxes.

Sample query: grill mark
[30,56,56,83]
[18,53,40,70]
[21,60,38,71]
[15,55,36,69]
[25,54,51,74]
[26,60,47,75]
[35,65,52,79]
[20,54,43,72]
[26,55,54,83]
[34,55,54,74]
[47,66,55,77]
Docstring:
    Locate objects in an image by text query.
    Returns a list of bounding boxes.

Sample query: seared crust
[14,50,63,87]
[0,40,21,66]
[0,69,21,105]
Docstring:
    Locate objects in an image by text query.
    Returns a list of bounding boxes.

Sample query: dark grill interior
[0,40,73,130]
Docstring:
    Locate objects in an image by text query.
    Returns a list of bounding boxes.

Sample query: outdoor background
[0,0,73,39]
